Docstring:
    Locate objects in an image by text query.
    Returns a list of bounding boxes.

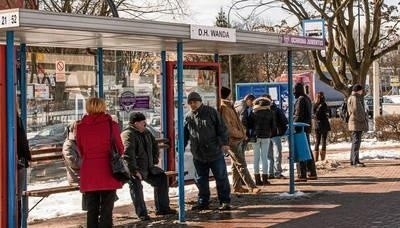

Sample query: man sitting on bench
[121,112,177,221]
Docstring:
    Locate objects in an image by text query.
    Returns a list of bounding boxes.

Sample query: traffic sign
[55,60,66,82]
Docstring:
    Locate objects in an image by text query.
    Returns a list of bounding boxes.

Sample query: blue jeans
[252,138,271,175]
[193,155,231,206]
[271,136,283,176]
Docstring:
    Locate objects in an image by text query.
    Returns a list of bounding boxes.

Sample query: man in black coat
[293,83,317,181]
[121,112,176,221]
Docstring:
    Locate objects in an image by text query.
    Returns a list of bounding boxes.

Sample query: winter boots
[254,174,262,186]
[262,174,271,185]
[314,150,320,162]
[320,150,326,161]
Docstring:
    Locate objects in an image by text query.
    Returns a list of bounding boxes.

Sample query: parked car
[29,123,68,150]
[364,95,383,118]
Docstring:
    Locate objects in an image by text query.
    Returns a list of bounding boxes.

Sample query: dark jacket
[270,103,288,137]
[121,125,160,179]
[294,95,312,133]
[253,105,275,139]
[17,115,31,169]
[184,104,228,162]
[313,102,331,133]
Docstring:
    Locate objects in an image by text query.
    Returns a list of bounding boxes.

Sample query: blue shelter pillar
[6,31,16,228]
[287,50,295,194]
[176,41,186,222]
[19,43,28,228]
[161,51,168,169]
[97,48,104,98]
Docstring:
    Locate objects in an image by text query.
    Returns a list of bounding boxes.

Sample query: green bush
[375,114,400,141]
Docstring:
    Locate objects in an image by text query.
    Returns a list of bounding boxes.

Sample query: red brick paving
[28,159,400,227]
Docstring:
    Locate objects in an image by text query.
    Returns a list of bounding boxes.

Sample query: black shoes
[138,215,150,221]
[155,208,177,216]
[218,203,232,211]
[351,162,366,167]
[191,204,209,211]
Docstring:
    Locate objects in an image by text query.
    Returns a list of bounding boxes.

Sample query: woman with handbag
[313,92,331,161]
[76,97,124,228]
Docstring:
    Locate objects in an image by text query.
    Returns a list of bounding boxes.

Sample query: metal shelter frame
[0,8,324,227]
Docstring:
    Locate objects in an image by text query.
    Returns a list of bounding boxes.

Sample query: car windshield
[36,124,66,137]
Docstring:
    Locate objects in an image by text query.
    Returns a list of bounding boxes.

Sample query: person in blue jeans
[184,91,232,211]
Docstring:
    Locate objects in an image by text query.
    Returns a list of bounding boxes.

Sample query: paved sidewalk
[29,159,400,228]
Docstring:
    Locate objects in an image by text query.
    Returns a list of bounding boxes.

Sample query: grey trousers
[350,131,363,164]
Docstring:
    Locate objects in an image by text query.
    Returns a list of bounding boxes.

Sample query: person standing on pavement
[347,84,368,167]
[265,94,288,179]
[184,91,232,210]
[313,92,331,161]
[76,97,124,228]
[293,83,317,182]
[121,112,176,221]
[220,87,261,194]
[238,94,256,144]
[252,96,275,185]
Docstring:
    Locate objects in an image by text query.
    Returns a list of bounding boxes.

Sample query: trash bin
[292,122,312,162]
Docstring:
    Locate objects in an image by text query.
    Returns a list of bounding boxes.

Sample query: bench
[24,138,184,212]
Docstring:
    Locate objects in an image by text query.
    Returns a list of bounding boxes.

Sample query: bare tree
[230,0,400,97]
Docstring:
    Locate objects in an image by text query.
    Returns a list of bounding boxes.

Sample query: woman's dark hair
[316,91,325,104]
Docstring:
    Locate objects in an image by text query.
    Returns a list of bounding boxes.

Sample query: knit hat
[244,94,256,101]
[187,92,202,103]
[129,112,146,124]
[352,84,363,92]
[220,86,231,99]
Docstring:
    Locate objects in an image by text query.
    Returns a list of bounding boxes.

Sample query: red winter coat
[76,113,124,192]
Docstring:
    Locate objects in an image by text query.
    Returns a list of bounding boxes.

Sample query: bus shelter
[0,8,324,227]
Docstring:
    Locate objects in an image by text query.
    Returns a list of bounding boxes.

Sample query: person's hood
[221,99,233,106]
[253,97,271,111]
[80,113,111,125]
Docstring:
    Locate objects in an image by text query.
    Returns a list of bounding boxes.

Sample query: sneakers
[191,204,209,211]
[308,175,318,180]
[275,174,287,179]
[155,208,177,215]
[233,187,249,194]
[218,203,232,211]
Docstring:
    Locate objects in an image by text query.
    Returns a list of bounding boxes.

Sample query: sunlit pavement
[28,158,400,227]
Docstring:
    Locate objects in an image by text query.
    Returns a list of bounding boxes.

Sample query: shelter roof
[0,8,324,54]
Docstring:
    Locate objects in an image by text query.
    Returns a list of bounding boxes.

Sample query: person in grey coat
[347,84,368,167]
[62,120,81,185]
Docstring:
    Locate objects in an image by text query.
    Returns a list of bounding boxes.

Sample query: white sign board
[190,25,236,42]
[0,11,19,29]
[34,84,49,99]
[302,19,325,39]
[55,60,66,82]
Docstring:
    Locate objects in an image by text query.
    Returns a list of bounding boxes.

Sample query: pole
[176,41,186,223]
[287,50,295,194]
[97,48,104,98]
[161,50,168,169]
[358,0,361,60]
[6,31,16,228]
[373,61,380,129]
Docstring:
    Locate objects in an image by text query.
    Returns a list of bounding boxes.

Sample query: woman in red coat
[76,97,124,228]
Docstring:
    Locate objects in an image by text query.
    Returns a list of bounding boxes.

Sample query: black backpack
[340,101,350,123]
